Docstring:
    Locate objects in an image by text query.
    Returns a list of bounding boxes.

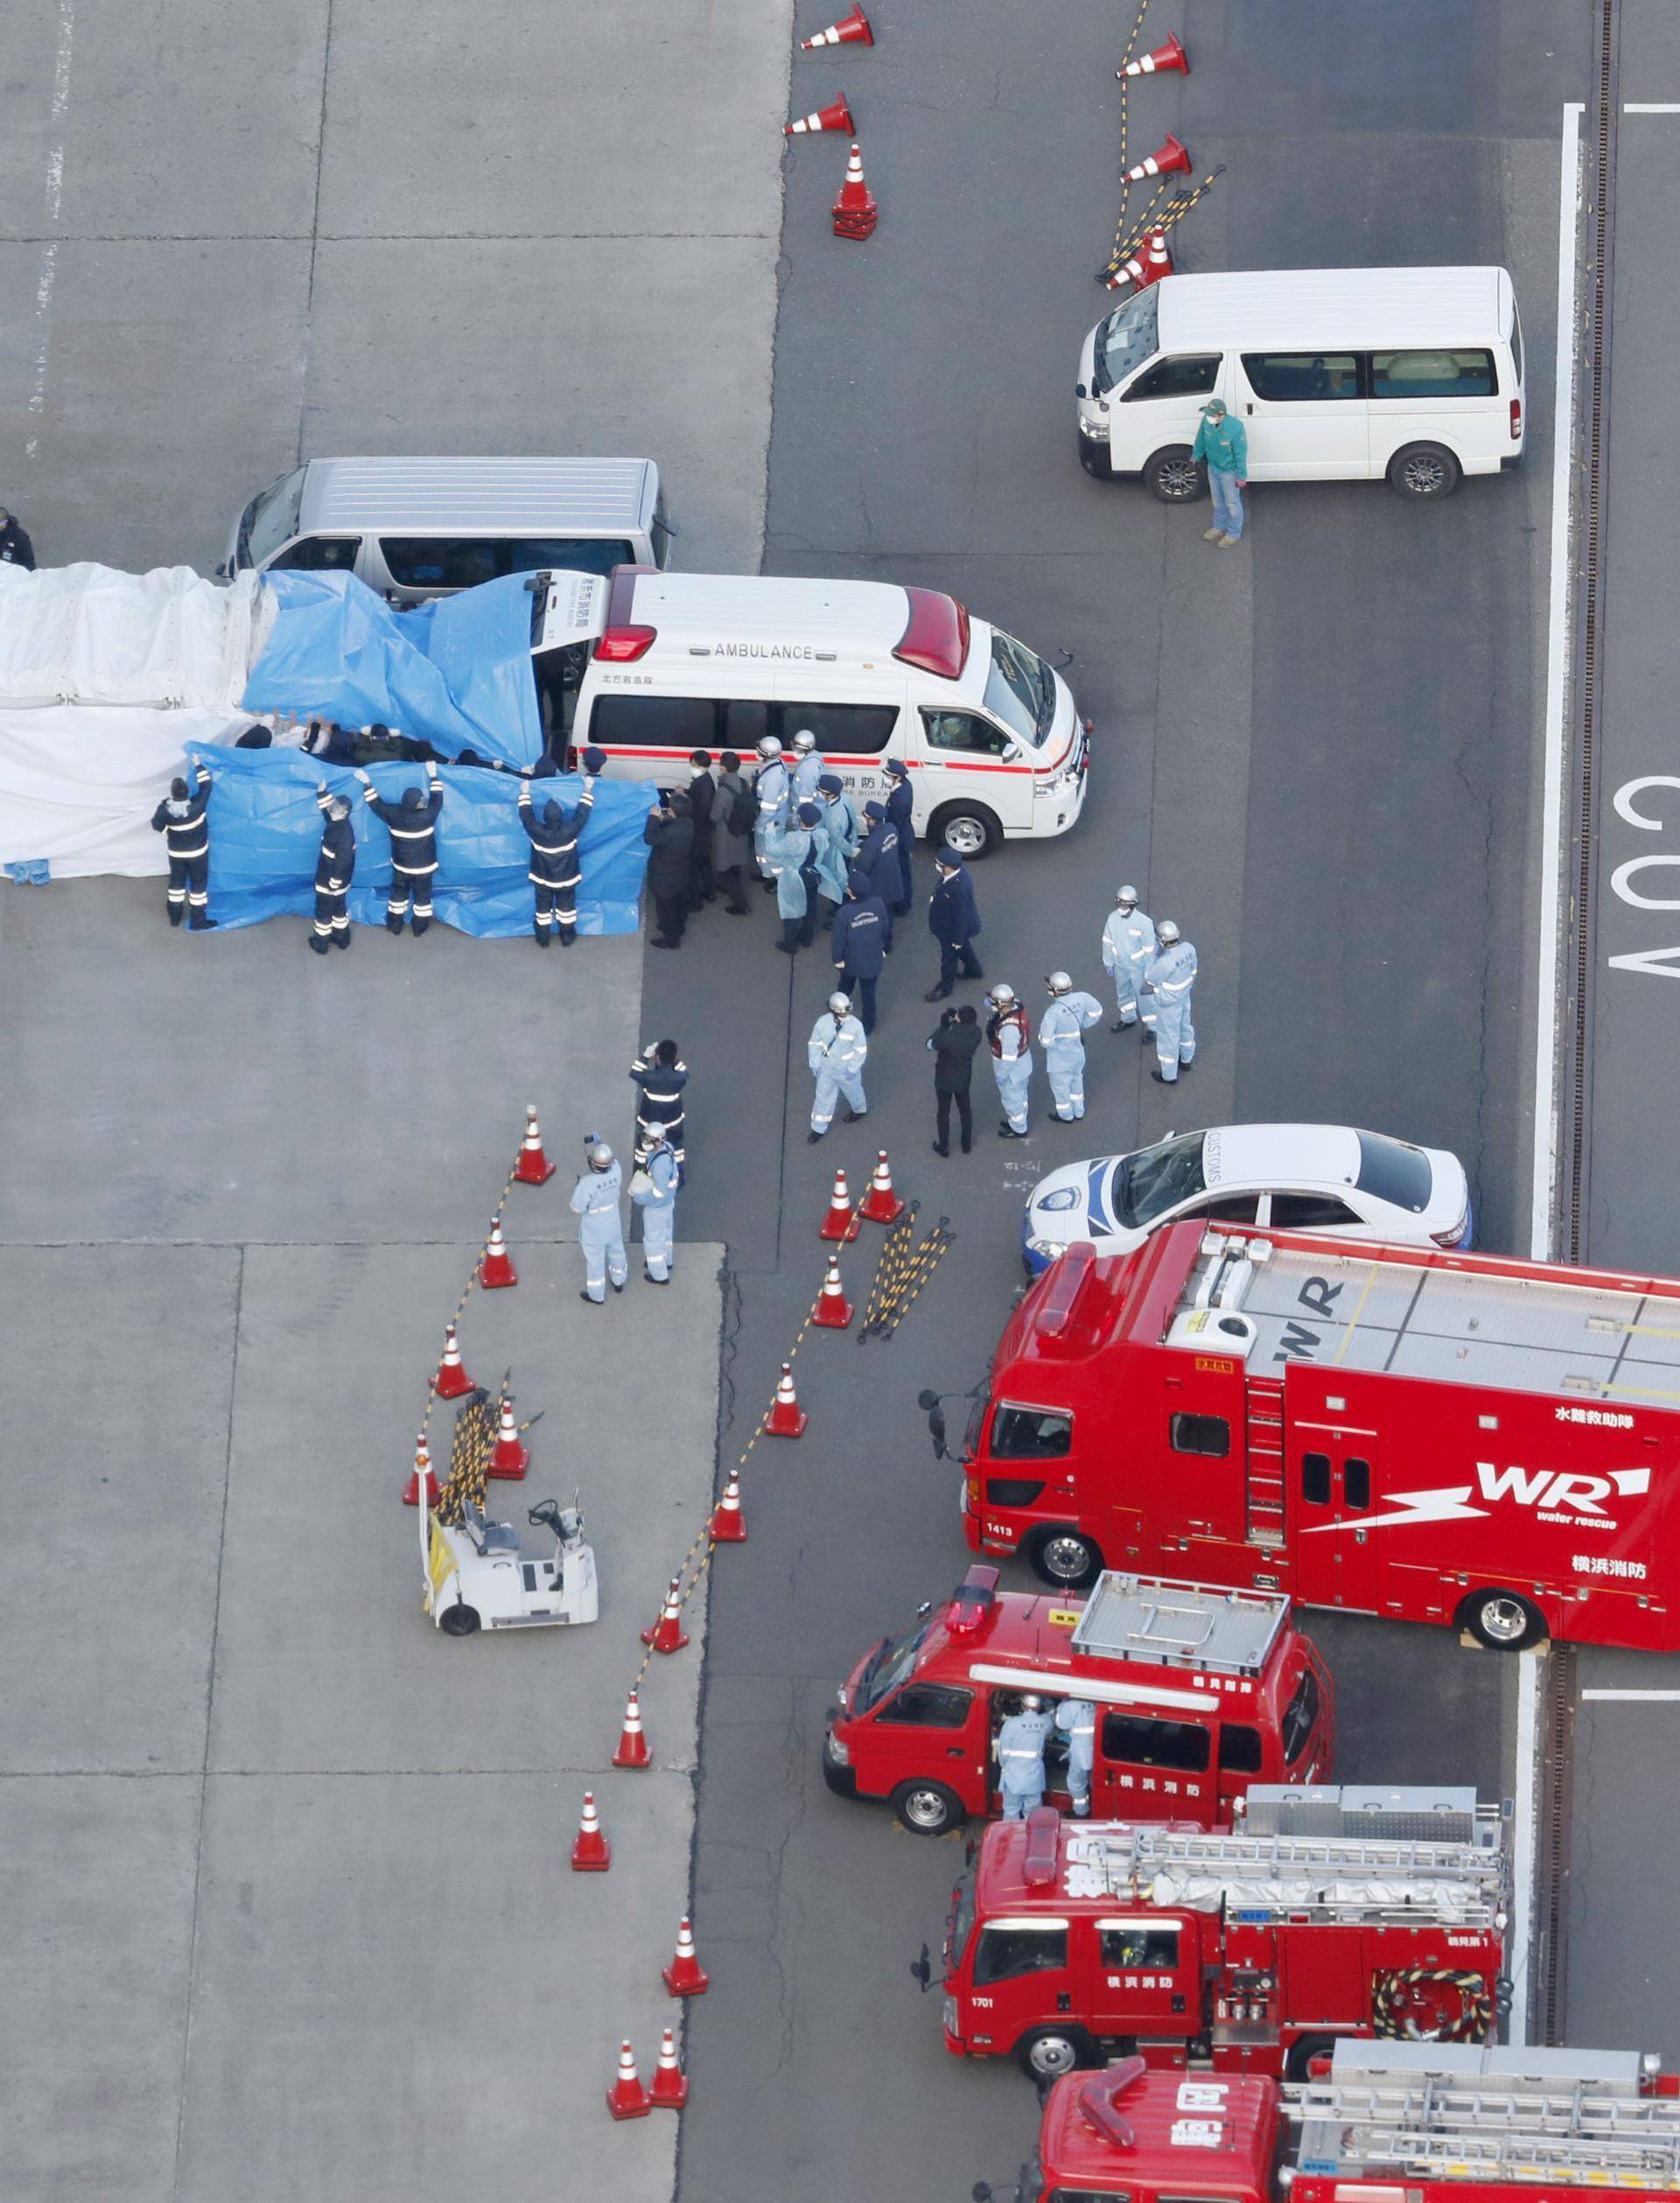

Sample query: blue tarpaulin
[239,571,545,769]
[186,745,653,938]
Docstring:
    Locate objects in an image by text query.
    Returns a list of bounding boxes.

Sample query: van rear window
[381,535,633,589]
[1371,349,1496,398]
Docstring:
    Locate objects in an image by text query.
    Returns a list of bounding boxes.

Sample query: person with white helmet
[1100,884,1156,1033]
[985,982,1034,1138]
[630,1129,680,1284]
[569,1136,628,1304]
[996,1693,1055,1819]
[1039,971,1104,1122]
[789,727,825,803]
[752,736,792,888]
[1141,921,1198,1083]
[806,991,869,1143]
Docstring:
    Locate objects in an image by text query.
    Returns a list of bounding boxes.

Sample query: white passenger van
[1075,266,1523,500]
[220,457,668,600]
[535,567,1089,857]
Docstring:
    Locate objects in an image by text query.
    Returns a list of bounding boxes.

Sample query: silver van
[220,456,668,601]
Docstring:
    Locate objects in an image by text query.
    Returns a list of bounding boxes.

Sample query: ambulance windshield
[984,631,1057,747]
[855,1619,929,1714]
[1115,1131,1207,1227]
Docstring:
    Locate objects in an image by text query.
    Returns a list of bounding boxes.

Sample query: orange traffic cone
[819,1168,859,1241]
[648,2027,690,2109]
[606,2039,652,2120]
[662,1917,710,1997]
[802,2,872,46]
[612,1691,652,1769]
[570,1791,612,1872]
[432,1320,475,1399]
[1120,30,1187,75]
[641,1577,691,1654]
[859,1150,904,1224]
[786,94,856,135]
[514,1102,556,1185]
[479,1215,517,1289]
[1104,227,1172,295]
[489,1394,529,1479]
[831,141,879,240]
[812,1257,854,1329]
[1125,132,1192,183]
[710,1472,747,1543]
[766,1363,808,1438]
[401,1432,432,1507]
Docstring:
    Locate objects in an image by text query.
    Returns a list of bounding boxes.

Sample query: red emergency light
[945,1563,999,1635]
[893,587,970,681]
[1076,2057,1147,2150]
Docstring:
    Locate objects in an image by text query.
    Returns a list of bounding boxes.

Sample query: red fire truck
[934,1785,1507,2084]
[948,1223,1680,1651]
[972,2039,1680,2203]
[823,1569,1334,1836]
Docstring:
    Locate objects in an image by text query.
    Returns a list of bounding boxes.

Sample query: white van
[535,567,1090,858]
[1075,266,1523,500]
[220,457,668,600]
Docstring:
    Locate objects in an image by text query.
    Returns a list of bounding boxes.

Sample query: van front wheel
[1389,442,1461,499]
[929,801,1001,861]
[1144,446,1206,502]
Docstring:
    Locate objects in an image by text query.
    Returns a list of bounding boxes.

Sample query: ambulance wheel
[1389,441,1461,499]
[1026,1526,1103,1591]
[890,1779,964,1836]
[1284,2034,1338,2082]
[439,1603,481,1637]
[930,801,1001,861]
[1460,1589,1545,1650]
[1015,2025,1096,2084]
[1144,445,1206,502]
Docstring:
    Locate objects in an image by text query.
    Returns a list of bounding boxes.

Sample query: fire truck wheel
[1026,1527,1103,1591]
[1015,2024,1097,2083]
[890,1780,964,1837]
[1284,2035,1339,2083]
[438,1602,481,1637]
[1460,1589,1545,1650]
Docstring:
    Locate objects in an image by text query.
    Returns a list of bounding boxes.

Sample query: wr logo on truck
[1307,1462,1652,1535]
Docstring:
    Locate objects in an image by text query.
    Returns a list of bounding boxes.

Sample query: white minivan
[535,566,1090,858]
[1075,266,1524,500]
[221,456,668,600]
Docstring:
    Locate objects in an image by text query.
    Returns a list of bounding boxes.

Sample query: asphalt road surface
[655,2,1586,2195]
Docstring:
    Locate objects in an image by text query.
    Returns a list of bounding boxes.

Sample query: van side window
[1241,353,1362,401]
[990,1405,1072,1459]
[1101,1713,1211,1773]
[973,1925,1068,1987]
[1169,1412,1229,1458]
[269,536,360,574]
[1282,1667,1322,1765]
[875,1682,973,1728]
[590,695,719,748]
[1372,348,1497,399]
[381,538,502,591]
[1098,1924,1181,1969]
[725,698,772,749]
[921,709,1013,757]
[503,536,634,579]
[1122,354,1222,402]
[774,702,900,754]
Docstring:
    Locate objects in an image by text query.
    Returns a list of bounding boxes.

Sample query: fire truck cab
[939,1784,1507,2085]
[980,2039,1680,2203]
[824,1569,1334,1837]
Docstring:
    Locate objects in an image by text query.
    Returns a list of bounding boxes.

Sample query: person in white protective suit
[1141,921,1198,1084]
[1055,1697,1098,1817]
[1039,971,1104,1122]
[807,993,869,1142]
[997,1694,1054,1819]
[570,1139,627,1304]
[1100,885,1156,1034]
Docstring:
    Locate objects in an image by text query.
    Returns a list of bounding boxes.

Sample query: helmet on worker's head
[1021,1693,1043,1712]
[587,1142,614,1171]
[828,992,852,1018]
[1157,920,1181,946]
[756,736,783,761]
[1116,884,1140,908]
[1046,971,1073,997]
[792,730,816,754]
[986,983,1017,1009]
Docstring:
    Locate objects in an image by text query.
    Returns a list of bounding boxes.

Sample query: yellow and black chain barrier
[416,1139,526,1451]
[1099,0,1152,280]
[435,1388,497,1525]
[862,1213,955,1341]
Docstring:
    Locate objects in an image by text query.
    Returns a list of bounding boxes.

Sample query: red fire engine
[934,1785,1507,2084]
[949,1223,1680,1651]
[823,1570,1334,1836]
[974,2040,1680,2203]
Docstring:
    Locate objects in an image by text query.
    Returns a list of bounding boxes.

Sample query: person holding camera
[643,787,695,948]
[927,1002,981,1156]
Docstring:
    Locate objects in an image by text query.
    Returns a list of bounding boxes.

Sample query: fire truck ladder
[1290,2072,1680,2187]
[1243,1374,1286,1545]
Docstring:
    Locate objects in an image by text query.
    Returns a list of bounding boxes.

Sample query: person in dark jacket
[686,750,716,909]
[517,750,599,947]
[0,507,35,570]
[358,762,443,934]
[857,800,901,912]
[643,788,695,948]
[884,759,916,914]
[831,866,892,1034]
[928,1003,982,1156]
[630,1037,689,1173]
[711,751,753,916]
[925,852,984,1000]
[149,762,215,929]
[311,784,356,953]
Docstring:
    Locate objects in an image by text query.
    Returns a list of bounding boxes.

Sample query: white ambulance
[534,566,1090,858]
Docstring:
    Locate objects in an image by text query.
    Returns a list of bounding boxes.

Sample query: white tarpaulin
[0,708,248,877]
[0,563,269,710]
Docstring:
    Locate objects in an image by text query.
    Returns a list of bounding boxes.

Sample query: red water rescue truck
[973,2039,1680,2203]
[950,1223,1680,1650]
[823,1570,1334,1837]
[934,1784,1507,2084]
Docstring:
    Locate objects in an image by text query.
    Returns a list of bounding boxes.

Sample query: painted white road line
[24,0,75,464]
[1581,1688,1680,1702]
[1624,102,1680,112]
[1529,101,1586,1262]
[1507,1644,1543,2047]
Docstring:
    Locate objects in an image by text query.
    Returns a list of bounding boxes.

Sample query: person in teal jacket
[1193,396,1249,546]
[764,800,822,955]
